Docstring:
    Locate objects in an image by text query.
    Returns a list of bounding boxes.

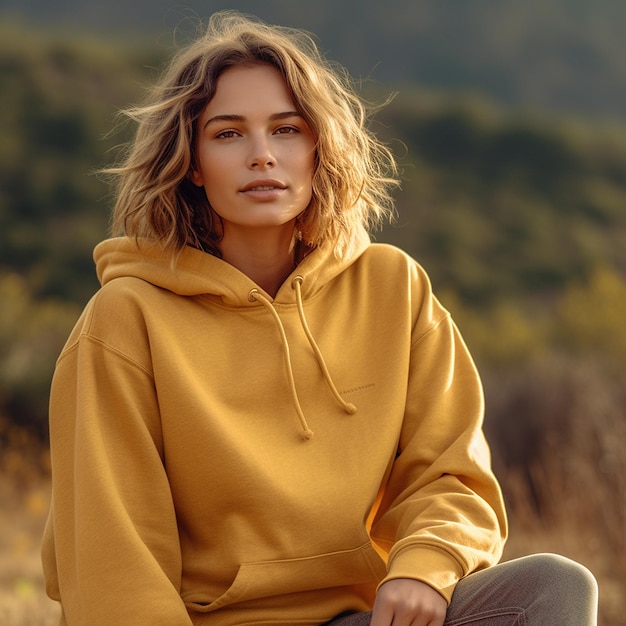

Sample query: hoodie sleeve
[369,269,507,603]
[41,293,193,625]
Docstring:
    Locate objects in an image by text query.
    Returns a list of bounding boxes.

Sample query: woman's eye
[215,130,239,139]
[275,126,298,135]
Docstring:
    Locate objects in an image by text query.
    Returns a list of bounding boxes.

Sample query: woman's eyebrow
[203,111,302,129]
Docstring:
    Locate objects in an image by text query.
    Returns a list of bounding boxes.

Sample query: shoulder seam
[411,312,451,348]
[57,333,154,378]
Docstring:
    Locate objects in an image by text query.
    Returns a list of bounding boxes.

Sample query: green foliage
[0,22,163,304]
[555,267,626,363]
[433,267,626,376]
[437,290,548,369]
[378,91,626,305]
[0,273,80,435]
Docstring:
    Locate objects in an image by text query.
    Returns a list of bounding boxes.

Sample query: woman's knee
[518,553,598,598]
[450,554,599,624]
[508,553,598,624]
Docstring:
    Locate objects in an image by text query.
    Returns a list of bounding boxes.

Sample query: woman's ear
[187,149,204,186]
[188,168,203,187]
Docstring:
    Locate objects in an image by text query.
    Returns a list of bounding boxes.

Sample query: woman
[42,12,598,626]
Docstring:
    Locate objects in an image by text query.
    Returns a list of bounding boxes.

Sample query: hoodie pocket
[184,541,387,613]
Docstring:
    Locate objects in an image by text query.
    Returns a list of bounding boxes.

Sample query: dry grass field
[0,428,59,626]
[0,480,59,626]
[1,421,623,625]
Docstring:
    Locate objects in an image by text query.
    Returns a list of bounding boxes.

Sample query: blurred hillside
[1,2,625,457]
[0,8,625,623]
[2,0,626,120]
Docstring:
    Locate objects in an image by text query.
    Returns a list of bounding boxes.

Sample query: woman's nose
[247,135,275,169]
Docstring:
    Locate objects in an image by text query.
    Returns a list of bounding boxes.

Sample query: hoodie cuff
[378,545,465,604]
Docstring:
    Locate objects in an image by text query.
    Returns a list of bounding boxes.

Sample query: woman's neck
[220,225,299,297]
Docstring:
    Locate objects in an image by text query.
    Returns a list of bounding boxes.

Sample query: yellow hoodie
[42,232,507,625]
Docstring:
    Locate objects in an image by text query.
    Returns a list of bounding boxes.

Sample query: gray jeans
[324,553,598,625]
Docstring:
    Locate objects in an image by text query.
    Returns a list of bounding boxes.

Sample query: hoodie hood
[94,229,371,307]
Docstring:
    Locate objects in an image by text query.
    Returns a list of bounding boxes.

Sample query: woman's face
[191,64,317,244]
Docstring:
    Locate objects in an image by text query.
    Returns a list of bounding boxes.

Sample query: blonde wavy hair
[107,11,399,258]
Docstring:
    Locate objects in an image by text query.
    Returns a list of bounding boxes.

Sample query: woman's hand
[370,578,447,626]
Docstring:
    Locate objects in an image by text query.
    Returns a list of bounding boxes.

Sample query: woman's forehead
[201,64,296,119]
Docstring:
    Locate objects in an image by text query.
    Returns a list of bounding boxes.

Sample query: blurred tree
[555,267,626,363]
[0,273,80,436]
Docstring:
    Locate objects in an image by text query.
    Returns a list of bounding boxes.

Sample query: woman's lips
[240,179,286,191]
[239,179,287,200]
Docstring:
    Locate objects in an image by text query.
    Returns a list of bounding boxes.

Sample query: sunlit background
[1,1,625,624]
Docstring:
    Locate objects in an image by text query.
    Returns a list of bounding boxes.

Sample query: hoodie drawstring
[249,278,356,440]
[291,276,357,416]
